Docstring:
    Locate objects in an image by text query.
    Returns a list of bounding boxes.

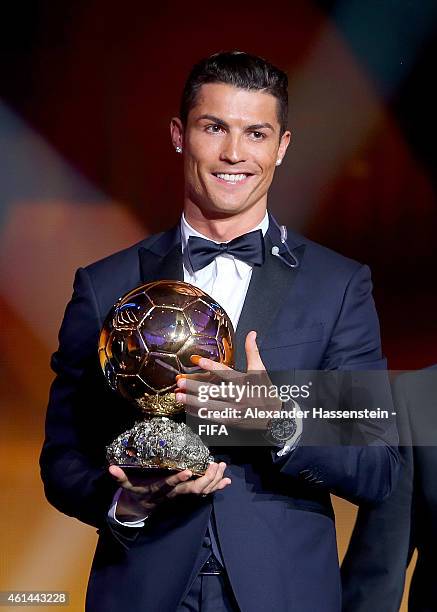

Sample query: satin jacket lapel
[138,225,184,283]
[234,227,305,371]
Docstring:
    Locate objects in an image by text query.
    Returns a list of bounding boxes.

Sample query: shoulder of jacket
[290,230,365,279]
[82,232,164,279]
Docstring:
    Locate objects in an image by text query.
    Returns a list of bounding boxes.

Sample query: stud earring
[276,158,282,166]
[175,146,183,154]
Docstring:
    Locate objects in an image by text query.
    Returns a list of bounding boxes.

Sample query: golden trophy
[99,280,234,475]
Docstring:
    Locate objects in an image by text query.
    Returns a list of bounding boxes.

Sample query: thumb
[108,465,129,486]
[245,331,265,371]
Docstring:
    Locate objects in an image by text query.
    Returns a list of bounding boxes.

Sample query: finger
[169,462,219,497]
[176,377,216,394]
[190,355,231,372]
[177,375,245,405]
[175,379,205,395]
[147,469,193,501]
[245,331,265,371]
[169,473,232,498]
[202,462,227,495]
[175,377,204,393]
[175,391,186,404]
[108,466,147,496]
[108,465,130,486]
[177,392,243,420]
[214,477,232,490]
[165,469,193,488]
[201,477,232,496]
[176,372,213,383]
[211,477,232,493]
[190,462,220,494]
[176,377,211,400]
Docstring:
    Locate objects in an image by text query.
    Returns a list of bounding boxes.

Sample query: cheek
[184,158,209,196]
[187,132,219,160]
[254,144,277,175]
[258,158,277,182]
[250,164,276,195]
[185,150,214,180]
[184,157,197,181]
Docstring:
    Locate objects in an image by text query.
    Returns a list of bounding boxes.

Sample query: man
[341,366,437,611]
[40,51,399,612]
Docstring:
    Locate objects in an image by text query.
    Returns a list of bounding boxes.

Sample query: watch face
[269,418,297,442]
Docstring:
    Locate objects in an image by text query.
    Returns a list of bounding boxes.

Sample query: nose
[219,133,246,164]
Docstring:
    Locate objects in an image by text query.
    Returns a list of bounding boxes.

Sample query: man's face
[171,83,290,219]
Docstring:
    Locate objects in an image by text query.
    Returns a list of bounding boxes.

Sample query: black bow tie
[186,229,265,273]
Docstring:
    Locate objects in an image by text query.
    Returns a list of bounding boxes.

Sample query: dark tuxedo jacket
[341,367,437,612]
[40,218,399,612]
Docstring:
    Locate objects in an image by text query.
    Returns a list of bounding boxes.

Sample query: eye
[250,131,266,140]
[205,124,224,134]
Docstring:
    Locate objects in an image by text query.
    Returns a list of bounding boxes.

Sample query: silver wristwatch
[264,417,297,446]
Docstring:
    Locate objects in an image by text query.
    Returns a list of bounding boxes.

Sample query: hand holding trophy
[99,280,235,477]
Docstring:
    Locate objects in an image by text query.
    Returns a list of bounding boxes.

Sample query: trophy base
[106,417,214,476]
[117,465,204,481]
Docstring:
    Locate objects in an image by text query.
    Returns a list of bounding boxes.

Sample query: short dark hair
[180,50,289,136]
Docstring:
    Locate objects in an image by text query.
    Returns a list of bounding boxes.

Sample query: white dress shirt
[181,211,269,329]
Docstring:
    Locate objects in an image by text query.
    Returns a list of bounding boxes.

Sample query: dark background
[0,3,434,606]
[1,0,436,368]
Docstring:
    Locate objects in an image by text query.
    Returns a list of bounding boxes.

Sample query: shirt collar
[180,212,269,279]
[180,211,269,251]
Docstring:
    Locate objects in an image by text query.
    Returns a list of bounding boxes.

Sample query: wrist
[264,400,303,453]
[116,490,152,522]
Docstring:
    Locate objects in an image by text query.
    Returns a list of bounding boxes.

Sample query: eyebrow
[196,114,275,132]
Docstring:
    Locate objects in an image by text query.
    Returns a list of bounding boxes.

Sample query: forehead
[189,83,280,126]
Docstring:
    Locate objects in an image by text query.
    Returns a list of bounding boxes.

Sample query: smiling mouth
[212,172,253,184]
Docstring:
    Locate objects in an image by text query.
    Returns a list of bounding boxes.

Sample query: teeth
[215,173,247,183]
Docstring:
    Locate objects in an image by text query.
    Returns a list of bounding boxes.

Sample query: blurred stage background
[1,1,436,609]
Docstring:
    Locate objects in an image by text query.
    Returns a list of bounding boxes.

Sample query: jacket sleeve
[273,264,400,505]
[340,373,414,611]
[39,267,119,529]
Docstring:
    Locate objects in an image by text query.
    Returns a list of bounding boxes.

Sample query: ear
[277,129,291,163]
[170,117,184,151]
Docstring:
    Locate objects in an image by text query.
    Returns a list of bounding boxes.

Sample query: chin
[208,203,247,218]
[196,196,244,217]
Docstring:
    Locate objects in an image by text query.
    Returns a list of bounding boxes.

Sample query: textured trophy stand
[106,415,214,477]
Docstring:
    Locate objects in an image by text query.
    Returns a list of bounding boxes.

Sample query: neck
[183,201,268,242]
